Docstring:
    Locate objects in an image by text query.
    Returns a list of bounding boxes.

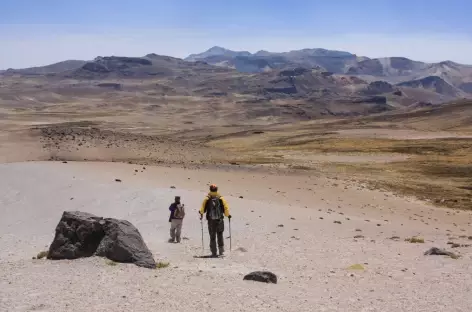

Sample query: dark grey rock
[244,271,277,284]
[424,247,459,259]
[47,211,156,269]
[47,211,104,260]
[95,218,156,269]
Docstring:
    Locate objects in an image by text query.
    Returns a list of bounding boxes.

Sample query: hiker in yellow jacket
[199,184,231,257]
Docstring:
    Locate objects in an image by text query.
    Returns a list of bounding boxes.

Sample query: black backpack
[205,196,224,220]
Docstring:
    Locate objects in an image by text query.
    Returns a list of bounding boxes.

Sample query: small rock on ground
[243,271,277,284]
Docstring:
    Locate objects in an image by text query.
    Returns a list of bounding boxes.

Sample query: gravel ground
[1,162,471,312]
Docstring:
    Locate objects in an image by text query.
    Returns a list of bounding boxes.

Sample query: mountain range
[185,46,472,94]
[1,46,472,120]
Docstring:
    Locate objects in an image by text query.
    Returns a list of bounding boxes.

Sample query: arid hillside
[0,52,471,211]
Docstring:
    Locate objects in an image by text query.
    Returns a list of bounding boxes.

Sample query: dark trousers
[208,219,224,255]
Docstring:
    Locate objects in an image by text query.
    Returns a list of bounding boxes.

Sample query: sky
[1,0,472,69]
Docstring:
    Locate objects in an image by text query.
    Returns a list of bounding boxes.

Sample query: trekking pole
[229,217,232,252]
[200,218,204,252]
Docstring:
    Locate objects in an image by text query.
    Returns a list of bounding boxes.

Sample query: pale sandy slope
[1,162,472,312]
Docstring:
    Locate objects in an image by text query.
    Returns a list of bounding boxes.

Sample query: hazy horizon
[2,0,472,69]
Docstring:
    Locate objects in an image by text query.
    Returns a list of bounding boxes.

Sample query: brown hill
[0,52,469,124]
[186,47,472,98]
[1,60,86,76]
[397,76,464,98]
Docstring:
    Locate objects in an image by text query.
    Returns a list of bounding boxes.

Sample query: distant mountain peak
[185,46,251,62]
[207,46,229,53]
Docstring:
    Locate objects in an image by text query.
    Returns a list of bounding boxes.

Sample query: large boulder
[243,271,278,284]
[95,219,156,269]
[47,211,156,269]
[47,211,105,259]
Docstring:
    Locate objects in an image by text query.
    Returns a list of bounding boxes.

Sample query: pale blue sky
[1,0,472,68]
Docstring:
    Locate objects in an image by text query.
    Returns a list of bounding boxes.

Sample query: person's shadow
[193,255,223,259]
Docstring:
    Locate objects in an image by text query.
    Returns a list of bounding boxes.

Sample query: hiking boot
[168,238,175,243]
[219,248,224,256]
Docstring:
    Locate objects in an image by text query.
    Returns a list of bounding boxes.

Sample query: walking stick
[200,218,204,252]
[229,217,232,252]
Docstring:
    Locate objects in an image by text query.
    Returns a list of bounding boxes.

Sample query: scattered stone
[47,211,156,269]
[319,217,324,220]
[355,229,362,232]
[135,170,138,173]
[243,271,277,284]
[424,247,459,259]
[376,224,381,227]
[236,247,248,252]
[239,196,244,199]
[354,235,364,239]
[62,161,68,164]
[389,236,400,240]
[115,179,122,182]
[405,237,424,243]
[170,186,176,189]
[290,217,296,220]
[334,221,342,224]
[277,224,284,227]
[452,243,470,248]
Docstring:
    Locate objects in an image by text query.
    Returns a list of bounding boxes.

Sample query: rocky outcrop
[47,211,156,269]
[352,96,387,104]
[279,67,310,77]
[82,62,110,73]
[243,271,278,284]
[362,81,395,95]
[97,83,122,90]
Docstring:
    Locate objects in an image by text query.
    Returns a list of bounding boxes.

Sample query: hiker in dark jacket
[169,196,185,243]
[199,184,231,256]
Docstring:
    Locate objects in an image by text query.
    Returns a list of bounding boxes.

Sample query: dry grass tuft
[156,261,170,269]
[36,251,48,259]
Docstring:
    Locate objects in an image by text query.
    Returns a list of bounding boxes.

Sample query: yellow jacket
[199,192,230,217]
